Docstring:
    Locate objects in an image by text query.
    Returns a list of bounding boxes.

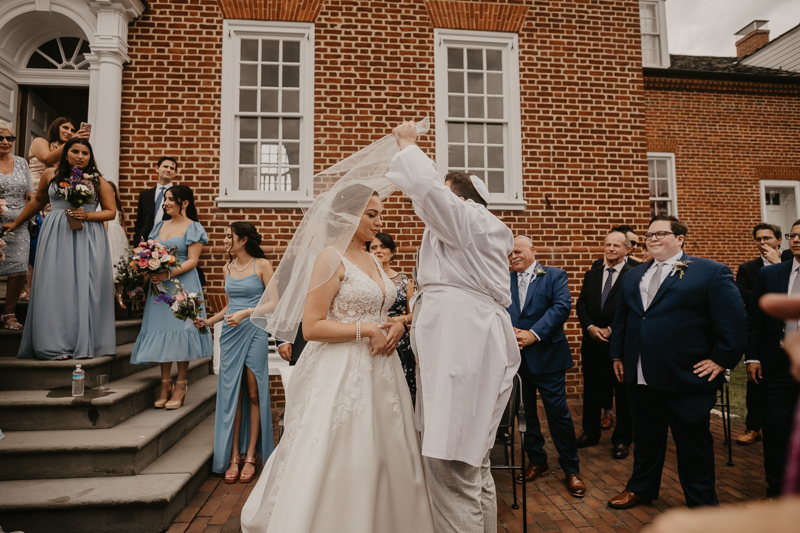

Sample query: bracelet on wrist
[356,322,361,341]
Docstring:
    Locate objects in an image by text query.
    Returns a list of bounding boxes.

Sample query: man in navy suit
[607,215,746,509]
[746,220,800,496]
[736,223,783,446]
[507,236,586,498]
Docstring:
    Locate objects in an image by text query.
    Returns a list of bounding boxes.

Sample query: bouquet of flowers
[56,166,101,230]
[124,240,181,296]
[154,279,208,334]
[114,251,146,311]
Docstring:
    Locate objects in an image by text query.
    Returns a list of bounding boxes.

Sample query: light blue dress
[130,221,213,364]
[18,182,116,360]
[213,264,273,472]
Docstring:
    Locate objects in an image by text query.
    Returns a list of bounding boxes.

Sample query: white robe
[386,145,521,467]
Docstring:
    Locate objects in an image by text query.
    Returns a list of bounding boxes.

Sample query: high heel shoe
[240,456,257,483]
[224,455,241,484]
[154,380,173,409]
[165,380,188,410]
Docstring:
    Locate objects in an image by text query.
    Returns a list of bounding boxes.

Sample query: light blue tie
[518,272,529,306]
[154,186,165,218]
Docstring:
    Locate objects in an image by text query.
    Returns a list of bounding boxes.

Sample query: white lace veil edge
[250,118,430,343]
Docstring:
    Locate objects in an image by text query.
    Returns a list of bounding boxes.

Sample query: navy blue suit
[610,253,746,507]
[507,264,579,474]
[746,260,800,495]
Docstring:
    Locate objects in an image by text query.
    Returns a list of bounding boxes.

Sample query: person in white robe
[386,121,521,533]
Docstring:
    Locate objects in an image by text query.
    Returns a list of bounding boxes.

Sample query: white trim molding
[639,0,670,69]
[647,152,677,217]
[218,19,315,209]
[433,28,525,212]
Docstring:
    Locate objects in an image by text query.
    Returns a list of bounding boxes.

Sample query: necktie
[518,272,529,305]
[786,267,800,334]
[600,267,615,311]
[645,262,663,309]
[154,186,165,217]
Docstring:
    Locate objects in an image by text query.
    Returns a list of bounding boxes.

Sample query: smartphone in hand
[80,122,92,138]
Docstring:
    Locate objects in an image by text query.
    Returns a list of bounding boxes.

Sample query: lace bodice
[328,255,397,326]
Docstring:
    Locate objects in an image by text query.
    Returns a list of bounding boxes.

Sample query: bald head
[509,236,536,273]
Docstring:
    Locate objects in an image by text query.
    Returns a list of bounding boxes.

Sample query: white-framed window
[760,180,800,238]
[434,29,524,211]
[218,20,314,209]
[648,152,676,217]
[639,0,670,69]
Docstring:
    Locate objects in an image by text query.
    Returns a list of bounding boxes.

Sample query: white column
[89,49,125,184]
[85,53,100,129]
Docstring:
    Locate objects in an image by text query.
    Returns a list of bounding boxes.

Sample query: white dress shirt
[153,182,173,224]
[635,250,684,385]
[747,257,800,364]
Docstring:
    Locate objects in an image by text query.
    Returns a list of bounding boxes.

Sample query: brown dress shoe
[600,411,614,430]
[608,489,649,509]
[515,464,549,483]
[566,473,586,498]
[612,443,630,460]
[736,429,762,445]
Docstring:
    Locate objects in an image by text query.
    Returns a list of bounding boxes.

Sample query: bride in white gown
[241,189,436,533]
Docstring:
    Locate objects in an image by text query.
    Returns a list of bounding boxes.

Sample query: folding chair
[715,369,733,466]
[491,373,527,533]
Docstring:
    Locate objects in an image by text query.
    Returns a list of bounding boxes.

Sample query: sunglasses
[0,136,16,142]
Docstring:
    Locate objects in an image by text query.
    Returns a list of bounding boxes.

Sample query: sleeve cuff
[530,329,541,341]
[278,341,289,347]
[744,360,760,365]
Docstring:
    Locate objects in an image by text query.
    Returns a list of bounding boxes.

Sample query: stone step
[0,342,160,391]
[0,318,142,358]
[0,414,215,533]
[0,357,213,430]
[0,372,217,481]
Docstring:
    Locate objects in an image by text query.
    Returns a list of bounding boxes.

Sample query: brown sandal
[2,314,23,330]
[224,456,241,484]
[240,456,257,483]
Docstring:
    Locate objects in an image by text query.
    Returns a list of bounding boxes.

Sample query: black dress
[388,273,416,403]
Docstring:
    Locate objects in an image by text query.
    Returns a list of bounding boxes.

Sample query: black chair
[491,373,527,533]
[715,369,733,466]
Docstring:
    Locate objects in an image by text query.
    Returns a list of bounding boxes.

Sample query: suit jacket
[609,252,746,391]
[576,262,633,359]
[132,185,172,243]
[737,256,768,311]
[746,260,794,374]
[507,264,573,375]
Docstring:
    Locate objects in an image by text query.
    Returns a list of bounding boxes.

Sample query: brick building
[1,0,798,403]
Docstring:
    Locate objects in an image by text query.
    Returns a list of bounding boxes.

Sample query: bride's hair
[326,183,378,243]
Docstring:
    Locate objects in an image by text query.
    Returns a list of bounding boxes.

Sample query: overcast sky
[666,0,800,57]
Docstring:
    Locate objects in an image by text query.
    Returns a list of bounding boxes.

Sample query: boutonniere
[534,266,546,277]
[671,260,691,279]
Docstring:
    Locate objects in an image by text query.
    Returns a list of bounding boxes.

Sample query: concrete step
[0,319,142,358]
[0,342,161,391]
[0,371,217,481]
[0,357,213,430]
[0,414,215,533]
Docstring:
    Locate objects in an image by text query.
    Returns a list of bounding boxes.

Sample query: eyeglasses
[630,241,639,248]
[785,233,800,241]
[0,136,16,142]
[643,231,675,240]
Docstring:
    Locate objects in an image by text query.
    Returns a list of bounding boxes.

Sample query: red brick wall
[644,76,800,273]
[118,0,651,402]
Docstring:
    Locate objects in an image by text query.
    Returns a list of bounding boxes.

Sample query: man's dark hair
[444,171,487,207]
[649,214,688,238]
[157,156,178,170]
[752,223,781,240]
[613,224,636,235]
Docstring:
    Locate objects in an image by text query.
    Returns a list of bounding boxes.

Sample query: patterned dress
[0,156,33,276]
[388,273,416,402]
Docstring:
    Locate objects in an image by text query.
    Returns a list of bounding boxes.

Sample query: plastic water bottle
[72,364,85,397]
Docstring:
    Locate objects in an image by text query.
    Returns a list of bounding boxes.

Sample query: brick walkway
[169,402,767,533]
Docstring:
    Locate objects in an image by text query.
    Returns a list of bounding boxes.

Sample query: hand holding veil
[250,118,430,343]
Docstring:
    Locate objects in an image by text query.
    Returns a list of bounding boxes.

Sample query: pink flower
[138,258,149,268]
[175,293,186,303]
[148,258,160,270]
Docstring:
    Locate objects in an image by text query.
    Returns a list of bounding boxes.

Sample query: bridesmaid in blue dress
[194,222,274,483]
[130,185,212,409]
[4,137,117,359]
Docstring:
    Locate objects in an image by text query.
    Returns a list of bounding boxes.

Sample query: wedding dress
[241,254,436,533]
